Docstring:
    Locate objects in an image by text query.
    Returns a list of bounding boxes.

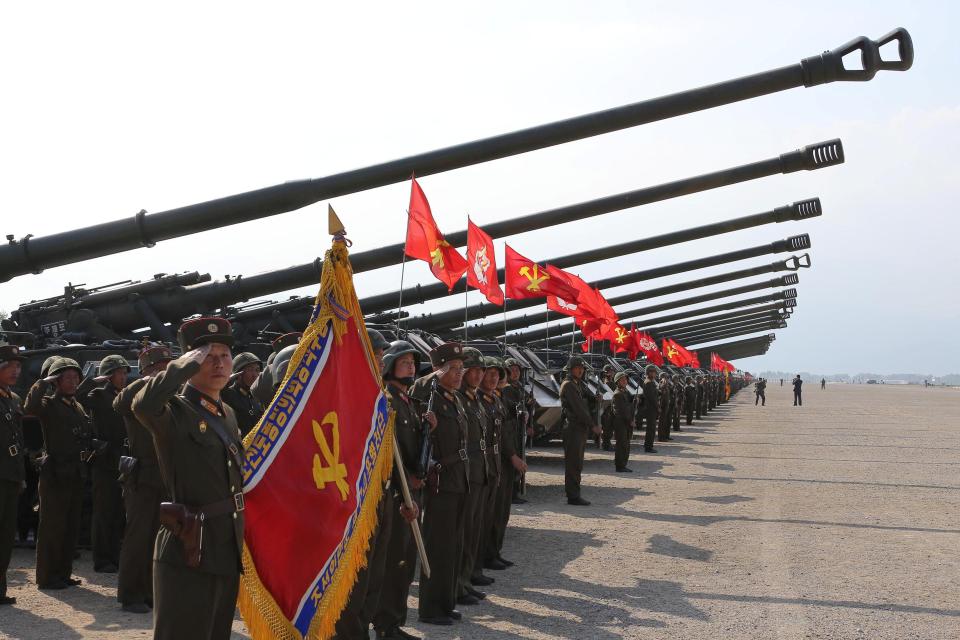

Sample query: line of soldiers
[560,356,730,504]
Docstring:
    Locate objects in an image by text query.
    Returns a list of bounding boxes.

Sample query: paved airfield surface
[1,383,958,639]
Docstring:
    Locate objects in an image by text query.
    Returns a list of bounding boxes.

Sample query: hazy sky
[0,2,956,374]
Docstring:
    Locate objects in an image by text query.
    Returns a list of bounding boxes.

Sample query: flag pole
[396,210,410,337]
[545,308,550,350]
[570,320,576,353]
[463,285,469,342]
[501,299,508,356]
[392,437,431,579]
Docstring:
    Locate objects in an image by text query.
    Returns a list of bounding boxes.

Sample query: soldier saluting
[114,344,174,614]
[0,344,27,605]
[132,318,245,640]
[221,352,265,439]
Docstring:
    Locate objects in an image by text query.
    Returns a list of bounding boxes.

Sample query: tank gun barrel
[0,27,913,282]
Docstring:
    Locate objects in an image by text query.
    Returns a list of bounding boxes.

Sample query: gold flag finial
[328,205,346,236]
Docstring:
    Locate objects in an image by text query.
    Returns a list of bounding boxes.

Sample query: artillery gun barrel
[650,308,787,339]
[668,317,787,345]
[0,28,911,282]
[644,302,791,335]
[683,324,785,348]
[521,290,796,347]
[697,335,776,360]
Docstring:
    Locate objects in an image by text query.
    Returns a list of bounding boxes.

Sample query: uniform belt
[200,492,245,518]
[436,448,468,467]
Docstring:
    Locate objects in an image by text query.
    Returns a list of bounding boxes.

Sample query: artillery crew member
[456,347,491,605]
[479,357,517,574]
[599,364,616,450]
[114,344,174,614]
[372,341,427,640]
[78,354,131,574]
[221,352,265,439]
[793,374,804,406]
[683,376,697,425]
[755,378,767,406]
[611,372,634,472]
[657,373,673,442]
[414,342,469,626]
[672,374,684,432]
[0,344,26,605]
[494,358,528,548]
[502,359,532,505]
[640,365,659,453]
[559,356,601,506]
[132,318,245,640]
[25,357,92,590]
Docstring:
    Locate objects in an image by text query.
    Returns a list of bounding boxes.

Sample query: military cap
[614,371,629,384]
[138,345,174,370]
[566,355,587,370]
[381,340,421,378]
[99,354,131,377]
[461,347,485,369]
[503,357,526,370]
[49,357,82,377]
[483,356,507,378]
[0,344,26,364]
[367,329,390,353]
[429,342,464,367]
[177,317,235,352]
[271,332,302,353]
[232,352,263,374]
[645,364,660,376]
[40,356,61,378]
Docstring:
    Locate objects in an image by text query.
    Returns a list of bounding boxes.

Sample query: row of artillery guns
[1,28,913,438]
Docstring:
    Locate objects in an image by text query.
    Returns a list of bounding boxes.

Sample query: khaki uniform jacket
[114,378,165,490]
[560,377,594,431]
[221,379,264,439]
[387,386,423,485]
[25,380,92,483]
[479,391,504,481]
[410,375,469,494]
[611,389,633,431]
[132,358,244,577]
[78,381,125,473]
[642,380,659,419]
[0,388,25,483]
[458,389,489,485]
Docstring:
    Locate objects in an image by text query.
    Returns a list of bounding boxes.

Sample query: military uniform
[372,382,424,638]
[0,344,27,604]
[78,373,127,572]
[132,318,245,640]
[456,382,490,600]
[672,377,683,432]
[559,360,594,503]
[221,379,264,439]
[478,382,504,570]
[641,375,659,452]
[415,343,469,624]
[657,377,672,441]
[25,365,92,589]
[491,378,522,562]
[683,380,697,425]
[611,375,634,471]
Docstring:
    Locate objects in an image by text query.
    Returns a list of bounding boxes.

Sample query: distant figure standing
[793,375,803,406]
[780,378,783,387]
[821,378,826,390]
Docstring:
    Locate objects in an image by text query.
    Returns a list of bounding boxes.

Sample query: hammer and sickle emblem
[614,328,627,344]
[518,264,550,292]
[312,411,350,501]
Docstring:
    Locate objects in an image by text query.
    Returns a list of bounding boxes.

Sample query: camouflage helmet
[98,355,131,377]
[483,356,507,379]
[381,340,421,379]
[40,356,60,378]
[645,364,660,377]
[503,357,526,371]
[367,329,390,353]
[461,347,485,369]
[566,355,587,370]
[614,371,629,384]
[232,352,263,374]
[138,345,174,370]
[49,357,82,377]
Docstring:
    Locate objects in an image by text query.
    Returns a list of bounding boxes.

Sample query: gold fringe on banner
[238,234,395,640]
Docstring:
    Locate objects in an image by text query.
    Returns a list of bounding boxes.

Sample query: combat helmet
[381,341,422,379]
[232,352,263,374]
[98,355,130,377]
[483,356,507,380]
[461,347,485,369]
[645,364,660,377]
[49,357,82,377]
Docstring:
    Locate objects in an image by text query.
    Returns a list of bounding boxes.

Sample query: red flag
[606,322,631,353]
[544,265,587,316]
[465,218,504,305]
[504,245,579,301]
[689,351,700,368]
[636,330,664,365]
[662,338,696,367]
[405,178,468,291]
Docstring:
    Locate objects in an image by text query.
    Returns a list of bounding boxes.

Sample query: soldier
[368,329,390,363]
[372,341,428,640]
[494,358,528,549]
[559,356,601,506]
[611,372,634,472]
[0,344,26,605]
[755,378,766,406]
[250,332,301,406]
[115,344,173,614]
[793,374,803,406]
[77,354,130,574]
[683,376,697,425]
[599,364,615,451]
[640,365,659,453]
[673,374,684,431]
[657,372,673,442]
[455,347,491,606]
[25,357,92,590]
[821,378,826,390]
[414,342,468,626]
[221,352,265,439]
[132,318,245,640]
